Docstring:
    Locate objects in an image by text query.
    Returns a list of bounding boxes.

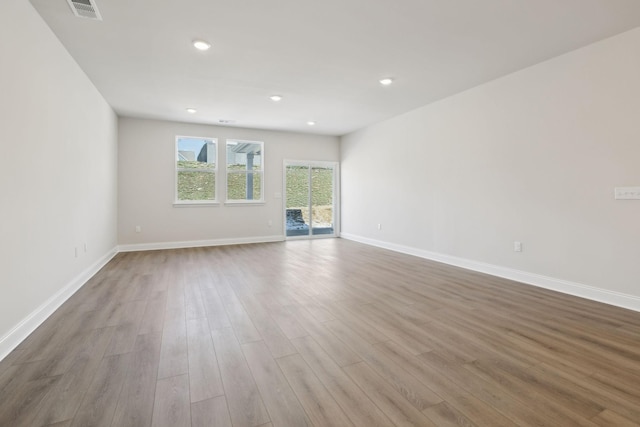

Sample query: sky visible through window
[177,137,210,158]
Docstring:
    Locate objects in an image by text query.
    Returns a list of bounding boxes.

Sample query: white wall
[341,28,640,307]
[118,117,339,247]
[0,0,118,356]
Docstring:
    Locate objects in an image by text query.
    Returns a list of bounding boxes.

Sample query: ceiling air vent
[66,0,102,21]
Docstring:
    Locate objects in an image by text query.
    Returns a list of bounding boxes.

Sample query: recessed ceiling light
[193,40,211,51]
[379,78,394,85]
[270,95,283,102]
[186,108,197,114]
[307,121,316,126]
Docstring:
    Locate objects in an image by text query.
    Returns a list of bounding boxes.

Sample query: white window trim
[174,135,218,205]
[173,201,220,207]
[223,201,265,206]
[225,139,265,203]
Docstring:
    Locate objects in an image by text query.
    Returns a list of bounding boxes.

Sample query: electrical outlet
[135,225,141,233]
[377,223,382,230]
[614,187,640,200]
[514,241,522,252]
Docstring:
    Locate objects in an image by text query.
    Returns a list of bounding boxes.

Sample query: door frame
[283,160,340,240]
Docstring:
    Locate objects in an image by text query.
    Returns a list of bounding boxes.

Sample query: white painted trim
[223,201,265,206]
[340,233,640,313]
[118,235,285,252]
[173,202,220,208]
[0,247,118,361]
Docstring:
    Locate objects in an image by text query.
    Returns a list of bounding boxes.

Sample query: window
[285,161,338,238]
[175,136,217,203]
[226,140,264,202]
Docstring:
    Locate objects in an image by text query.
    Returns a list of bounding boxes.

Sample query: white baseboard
[0,247,118,362]
[340,233,640,313]
[118,235,285,253]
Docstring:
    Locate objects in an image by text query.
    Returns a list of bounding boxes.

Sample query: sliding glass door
[285,161,338,238]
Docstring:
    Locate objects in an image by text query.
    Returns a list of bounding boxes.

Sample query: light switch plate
[614,187,640,200]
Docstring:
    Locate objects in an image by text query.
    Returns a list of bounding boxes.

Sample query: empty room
[2,0,640,426]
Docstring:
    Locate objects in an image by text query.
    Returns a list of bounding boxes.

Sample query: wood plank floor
[1,238,640,426]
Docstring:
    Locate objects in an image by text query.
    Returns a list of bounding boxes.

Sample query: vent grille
[67,0,102,21]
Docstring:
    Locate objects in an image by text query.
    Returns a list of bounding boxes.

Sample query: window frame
[225,139,265,204]
[174,135,219,206]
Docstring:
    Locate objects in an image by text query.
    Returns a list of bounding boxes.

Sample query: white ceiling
[30,0,640,136]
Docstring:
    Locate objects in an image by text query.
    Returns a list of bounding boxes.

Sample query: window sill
[173,201,220,208]
[224,201,265,206]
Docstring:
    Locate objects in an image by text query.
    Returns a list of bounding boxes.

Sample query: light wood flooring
[1,239,640,426]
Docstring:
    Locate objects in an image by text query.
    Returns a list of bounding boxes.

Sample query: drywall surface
[341,28,640,299]
[0,0,118,347]
[118,117,339,246]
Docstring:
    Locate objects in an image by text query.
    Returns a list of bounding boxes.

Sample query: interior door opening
[285,161,338,239]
